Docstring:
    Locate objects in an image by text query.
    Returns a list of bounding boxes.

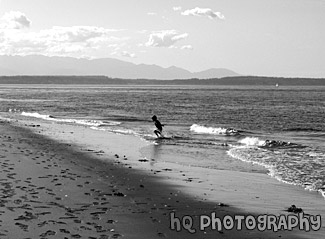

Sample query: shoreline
[0,113,324,238]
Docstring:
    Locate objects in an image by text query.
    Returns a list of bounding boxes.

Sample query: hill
[0,55,239,80]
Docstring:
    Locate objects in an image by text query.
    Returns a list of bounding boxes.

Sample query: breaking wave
[190,124,239,135]
[21,112,120,127]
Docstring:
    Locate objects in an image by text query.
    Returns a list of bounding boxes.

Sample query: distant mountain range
[0,55,239,80]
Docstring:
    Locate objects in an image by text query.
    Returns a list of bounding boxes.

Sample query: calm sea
[1,84,325,199]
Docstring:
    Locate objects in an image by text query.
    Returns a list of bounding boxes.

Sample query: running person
[152,115,164,138]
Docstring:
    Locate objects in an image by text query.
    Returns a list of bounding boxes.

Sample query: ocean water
[1,84,325,199]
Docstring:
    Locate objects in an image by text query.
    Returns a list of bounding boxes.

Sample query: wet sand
[0,114,324,238]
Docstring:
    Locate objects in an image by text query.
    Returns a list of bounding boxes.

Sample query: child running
[152,115,164,138]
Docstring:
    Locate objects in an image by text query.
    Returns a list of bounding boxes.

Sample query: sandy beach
[0,113,324,238]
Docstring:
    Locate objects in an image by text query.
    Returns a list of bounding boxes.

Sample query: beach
[0,113,323,239]
[1,0,325,237]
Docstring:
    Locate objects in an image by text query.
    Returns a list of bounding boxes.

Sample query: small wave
[227,147,274,170]
[190,124,239,135]
[260,140,304,149]
[238,137,304,149]
[22,112,53,120]
[228,146,325,199]
[21,112,120,127]
[284,127,323,132]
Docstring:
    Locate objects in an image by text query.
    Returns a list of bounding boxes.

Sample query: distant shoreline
[0,75,324,85]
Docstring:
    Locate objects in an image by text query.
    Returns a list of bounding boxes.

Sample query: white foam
[239,137,265,146]
[21,111,120,127]
[228,146,325,200]
[90,126,137,135]
[89,126,106,131]
[22,112,52,120]
[190,124,237,135]
[227,147,270,168]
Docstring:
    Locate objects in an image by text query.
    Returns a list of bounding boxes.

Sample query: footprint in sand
[111,234,123,239]
[14,211,38,221]
[94,225,107,233]
[80,225,92,231]
[157,232,166,238]
[13,199,23,204]
[40,230,56,237]
[91,214,101,220]
[59,228,70,234]
[37,221,48,227]
[15,222,29,231]
[71,234,82,238]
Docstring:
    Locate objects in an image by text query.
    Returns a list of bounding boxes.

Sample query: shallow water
[1,84,324,199]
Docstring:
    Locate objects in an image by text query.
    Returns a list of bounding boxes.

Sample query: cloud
[0,11,31,29]
[181,45,193,50]
[0,25,128,57]
[173,6,182,11]
[181,7,225,20]
[121,51,136,58]
[147,12,157,16]
[137,30,148,34]
[145,30,188,47]
[38,26,123,43]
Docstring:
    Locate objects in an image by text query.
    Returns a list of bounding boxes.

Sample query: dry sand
[0,114,324,238]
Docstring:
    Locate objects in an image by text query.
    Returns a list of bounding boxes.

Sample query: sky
[0,0,324,78]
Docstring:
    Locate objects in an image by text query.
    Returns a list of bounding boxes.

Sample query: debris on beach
[113,192,126,197]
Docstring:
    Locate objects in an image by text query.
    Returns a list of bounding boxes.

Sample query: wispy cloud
[173,6,182,12]
[181,7,225,20]
[147,12,157,16]
[0,11,31,29]
[121,51,136,58]
[39,26,123,43]
[145,30,188,47]
[0,24,128,57]
[181,45,193,50]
